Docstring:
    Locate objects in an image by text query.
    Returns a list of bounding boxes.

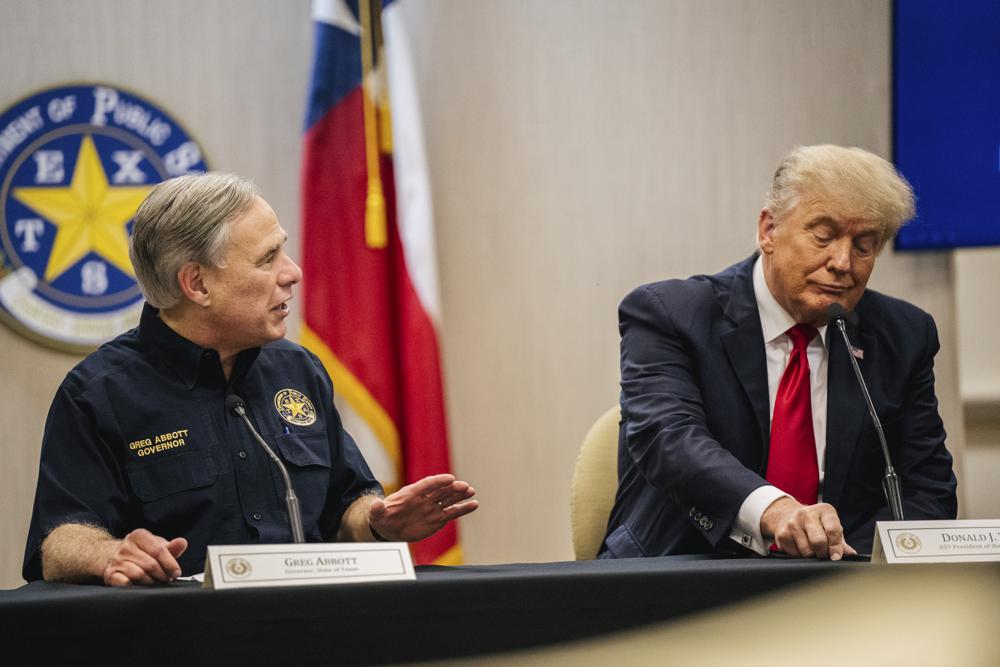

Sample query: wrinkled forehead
[221,198,284,255]
[786,186,889,233]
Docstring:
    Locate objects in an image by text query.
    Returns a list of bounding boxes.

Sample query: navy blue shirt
[23,304,381,581]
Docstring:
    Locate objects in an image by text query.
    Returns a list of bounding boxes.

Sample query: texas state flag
[300,0,462,565]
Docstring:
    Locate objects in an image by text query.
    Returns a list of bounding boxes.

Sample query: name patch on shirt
[274,389,317,426]
[128,428,190,458]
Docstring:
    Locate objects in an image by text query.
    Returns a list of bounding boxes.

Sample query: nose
[280,255,303,286]
[826,238,852,274]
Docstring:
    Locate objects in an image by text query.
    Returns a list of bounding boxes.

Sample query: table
[0,555,862,664]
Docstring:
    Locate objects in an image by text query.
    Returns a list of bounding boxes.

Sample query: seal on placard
[225,557,252,579]
[895,532,922,554]
[0,83,208,352]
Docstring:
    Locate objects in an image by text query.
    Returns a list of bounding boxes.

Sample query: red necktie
[766,324,819,505]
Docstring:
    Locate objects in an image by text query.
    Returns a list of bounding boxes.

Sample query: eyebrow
[257,233,288,262]
[805,216,836,229]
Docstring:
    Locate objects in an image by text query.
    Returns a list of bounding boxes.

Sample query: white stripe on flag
[334,395,400,490]
[383,2,442,325]
[312,0,360,34]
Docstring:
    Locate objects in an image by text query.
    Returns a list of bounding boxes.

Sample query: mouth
[814,284,852,295]
[271,299,291,313]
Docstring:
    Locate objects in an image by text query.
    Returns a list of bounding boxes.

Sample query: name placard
[871,520,1000,564]
[203,542,415,589]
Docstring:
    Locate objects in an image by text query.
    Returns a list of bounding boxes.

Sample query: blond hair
[764,145,916,246]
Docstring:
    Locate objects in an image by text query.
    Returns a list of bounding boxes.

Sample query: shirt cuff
[728,485,789,555]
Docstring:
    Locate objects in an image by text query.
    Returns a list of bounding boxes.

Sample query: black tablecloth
[0,555,863,664]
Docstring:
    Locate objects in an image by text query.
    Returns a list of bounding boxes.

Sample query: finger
[843,541,858,557]
[125,529,172,557]
[367,497,387,522]
[774,532,802,557]
[124,549,173,583]
[152,541,185,580]
[124,534,177,582]
[167,537,188,558]
[115,561,155,586]
[405,474,457,496]
[802,512,830,560]
[166,538,188,576]
[427,481,471,504]
[105,570,132,587]
[819,512,847,561]
[441,499,479,520]
[774,521,802,557]
[435,488,476,508]
[792,522,817,559]
[124,528,158,549]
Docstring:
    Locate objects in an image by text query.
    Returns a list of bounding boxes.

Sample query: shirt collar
[137,303,260,389]
[752,255,828,345]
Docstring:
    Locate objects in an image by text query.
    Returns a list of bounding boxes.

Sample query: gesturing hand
[101,528,188,586]
[368,474,478,542]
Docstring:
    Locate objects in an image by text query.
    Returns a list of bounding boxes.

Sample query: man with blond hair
[601,145,956,560]
[24,173,477,585]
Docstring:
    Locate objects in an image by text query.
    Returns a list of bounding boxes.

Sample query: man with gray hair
[600,145,957,560]
[23,173,477,585]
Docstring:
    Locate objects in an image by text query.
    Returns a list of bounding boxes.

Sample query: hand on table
[760,497,857,561]
[101,528,188,586]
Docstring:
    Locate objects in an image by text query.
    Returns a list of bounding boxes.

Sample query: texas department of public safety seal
[0,83,208,352]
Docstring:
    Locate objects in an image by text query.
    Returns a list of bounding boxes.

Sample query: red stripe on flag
[303,89,400,430]
[302,86,459,564]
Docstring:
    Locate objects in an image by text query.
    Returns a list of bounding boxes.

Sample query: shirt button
[252,512,262,521]
[238,451,248,460]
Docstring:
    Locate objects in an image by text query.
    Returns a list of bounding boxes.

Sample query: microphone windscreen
[225,394,245,414]
[826,303,859,326]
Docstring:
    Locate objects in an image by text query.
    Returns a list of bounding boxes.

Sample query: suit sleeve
[619,285,769,547]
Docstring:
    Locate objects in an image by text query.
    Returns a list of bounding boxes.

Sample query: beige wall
[0,0,980,588]
[955,248,1000,518]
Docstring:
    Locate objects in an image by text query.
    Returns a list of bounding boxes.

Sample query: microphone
[826,304,904,521]
[225,394,306,543]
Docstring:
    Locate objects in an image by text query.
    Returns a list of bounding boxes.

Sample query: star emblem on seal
[274,388,317,426]
[0,83,208,352]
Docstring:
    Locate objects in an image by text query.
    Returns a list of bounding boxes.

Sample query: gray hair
[129,172,259,308]
[764,145,916,248]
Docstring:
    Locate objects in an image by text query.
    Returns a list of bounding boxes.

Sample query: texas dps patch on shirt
[274,388,318,426]
[0,83,208,352]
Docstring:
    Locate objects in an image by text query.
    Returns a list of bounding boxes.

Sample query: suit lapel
[822,318,874,507]
[720,258,770,472]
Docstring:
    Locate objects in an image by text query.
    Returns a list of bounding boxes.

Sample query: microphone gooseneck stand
[826,304,904,521]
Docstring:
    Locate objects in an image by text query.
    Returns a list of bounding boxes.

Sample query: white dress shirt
[728,256,829,554]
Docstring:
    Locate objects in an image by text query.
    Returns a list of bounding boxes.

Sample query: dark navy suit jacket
[600,256,957,558]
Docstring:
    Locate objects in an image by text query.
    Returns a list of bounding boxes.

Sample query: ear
[757,208,777,254]
[176,261,211,307]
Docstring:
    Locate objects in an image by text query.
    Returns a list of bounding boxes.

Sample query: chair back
[570,404,622,559]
